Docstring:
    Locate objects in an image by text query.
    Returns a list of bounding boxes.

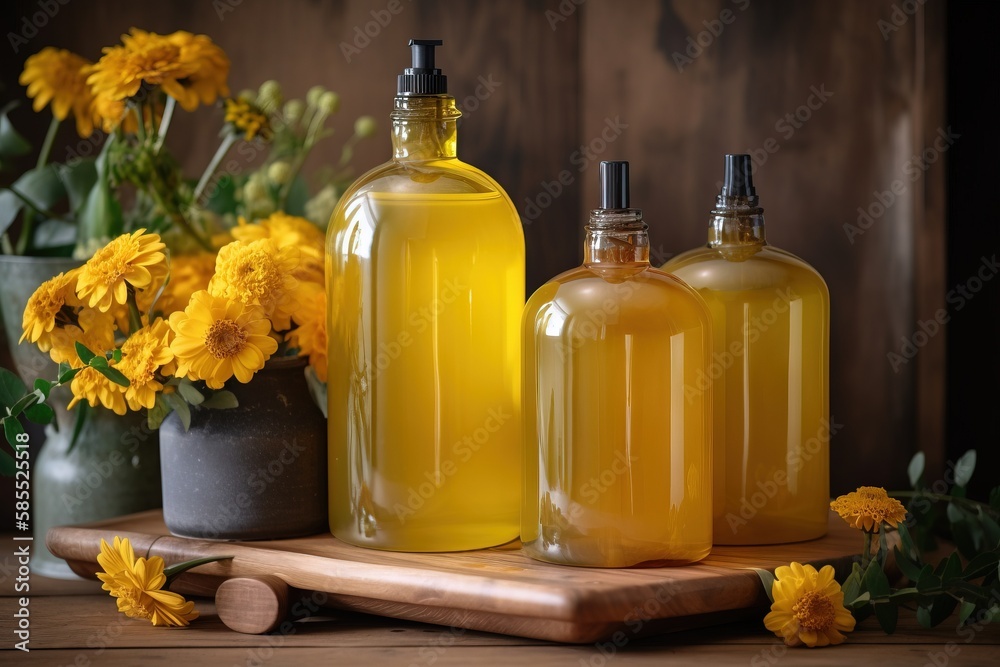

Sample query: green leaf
[942,552,964,583]
[874,598,898,634]
[165,393,191,431]
[951,519,980,561]
[31,219,76,250]
[958,600,977,626]
[57,361,76,384]
[23,402,54,425]
[201,390,239,410]
[67,402,89,453]
[93,364,129,387]
[0,101,32,164]
[56,158,98,215]
[7,392,39,418]
[894,546,925,583]
[916,564,940,594]
[75,342,96,364]
[978,509,1000,550]
[953,450,977,488]
[163,555,234,585]
[76,136,122,246]
[0,448,15,476]
[177,381,205,406]
[864,559,891,598]
[3,416,24,446]
[89,355,108,369]
[304,365,327,418]
[887,587,920,604]
[0,368,26,410]
[205,173,237,215]
[0,165,67,236]
[842,562,863,605]
[753,568,775,603]
[908,451,925,488]
[112,348,123,363]
[947,501,966,525]
[929,594,960,627]
[990,487,1000,513]
[849,591,871,610]
[33,378,52,400]
[916,605,932,628]
[283,175,310,216]
[147,395,172,430]
[963,552,1000,581]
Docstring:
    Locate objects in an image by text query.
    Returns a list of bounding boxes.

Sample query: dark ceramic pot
[159,357,328,540]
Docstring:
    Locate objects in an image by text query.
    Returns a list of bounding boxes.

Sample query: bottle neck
[391,95,460,160]
[584,210,649,266]
[708,194,767,247]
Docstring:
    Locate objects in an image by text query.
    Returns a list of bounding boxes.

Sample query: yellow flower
[87,28,228,112]
[288,284,327,382]
[830,486,907,533]
[764,562,856,648]
[96,536,199,627]
[19,47,96,138]
[20,269,81,351]
[68,366,128,415]
[47,307,117,368]
[76,229,167,312]
[208,239,303,331]
[90,90,163,134]
[224,97,270,141]
[158,252,217,316]
[231,213,324,285]
[118,318,174,411]
[169,290,278,389]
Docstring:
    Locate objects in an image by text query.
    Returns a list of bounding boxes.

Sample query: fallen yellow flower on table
[97,536,199,627]
[830,486,907,533]
[763,562,856,648]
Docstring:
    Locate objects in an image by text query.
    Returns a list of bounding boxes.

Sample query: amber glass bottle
[522,161,713,567]
[663,154,830,545]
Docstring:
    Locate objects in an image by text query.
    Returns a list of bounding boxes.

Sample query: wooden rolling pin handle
[215,575,290,634]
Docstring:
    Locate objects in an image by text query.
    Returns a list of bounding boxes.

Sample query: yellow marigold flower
[231,213,324,285]
[20,269,81,351]
[47,307,117,369]
[97,536,199,627]
[118,318,174,411]
[830,486,907,533]
[168,290,278,389]
[288,284,327,382]
[19,47,96,138]
[764,562,856,648]
[158,252,217,316]
[76,229,167,313]
[224,97,270,141]
[165,30,230,111]
[68,366,128,416]
[208,239,303,331]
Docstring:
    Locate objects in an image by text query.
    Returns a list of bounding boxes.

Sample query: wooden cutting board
[47,510,862,643]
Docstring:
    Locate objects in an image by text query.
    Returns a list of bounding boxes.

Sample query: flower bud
[354,115,377,139]
[318,91,340,115]
[257,80,283,112]
[283,99,304,123]
[306,85,326,108]
[267,161,292,185]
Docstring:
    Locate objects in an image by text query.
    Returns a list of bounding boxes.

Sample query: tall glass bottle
[325,40,524,551]
[522,162,713,568]
[663,154,830,545]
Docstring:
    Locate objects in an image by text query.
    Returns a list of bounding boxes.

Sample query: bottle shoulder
[340,158,508,198]
[664,244,829,296]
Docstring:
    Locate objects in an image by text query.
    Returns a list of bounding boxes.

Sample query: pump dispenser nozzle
[397,39,448,95]
[720,154,758,199]
[600,161,630,209]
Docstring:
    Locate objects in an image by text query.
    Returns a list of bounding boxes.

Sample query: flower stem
[194,133,237,204]
[862,531,873,569]
[37,116,61,170]
[153,96,176,154]
[126,288,143,336]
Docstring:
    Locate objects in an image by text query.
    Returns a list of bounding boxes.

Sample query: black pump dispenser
[397,39,448,95]
[600,161,630,209]
[716,154,760,208]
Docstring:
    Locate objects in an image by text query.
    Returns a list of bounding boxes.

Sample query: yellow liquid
[327,167,524,551]
[521,265,713,567]
[664,246,829,545]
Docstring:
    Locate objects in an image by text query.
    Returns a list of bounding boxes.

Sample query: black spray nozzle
[600,161,630,209]
[721,154,756,199]
[397,39,448,95]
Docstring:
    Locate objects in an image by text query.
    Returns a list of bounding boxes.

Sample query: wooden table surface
[2,563,999,666]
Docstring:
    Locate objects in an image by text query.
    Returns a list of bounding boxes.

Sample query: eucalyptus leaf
[147,395,172,430]
[953,450,977,488]
[201,390,238,410]
[23,402,54,425]
[916,605,932,628]
[963,551,1000,581]
[907,451,925,488]
[165,393,191,431]
[893,546,925,583]
[874,599,898,634]
[752,568,775,603]
[864,559,890,597]
[849,591,871,610]
[177,381,205,406]
[0,368,26,409]
[928,594,959,628]
[958,600,977,626]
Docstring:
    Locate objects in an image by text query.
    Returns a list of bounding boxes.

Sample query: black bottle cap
[600,161,630,209]
[721,154,756,198]
[397,39,448,95]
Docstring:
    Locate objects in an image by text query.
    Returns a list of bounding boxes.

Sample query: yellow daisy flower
[118,318,174,411]
[231,213,324,285]
[97,536,199,627]
[224,97,270,141]
[68,366,128,416]
[165,30,230,111]
[208,239,303,331]
[288,284,327,382]
[19,47,96,138]
[20,269,81,352]
[76,229,167,313]
[157,252,217,316]
[830,486,907,533]
[168,290,278,389]
[764,562,856,648]
[47,307,117,368]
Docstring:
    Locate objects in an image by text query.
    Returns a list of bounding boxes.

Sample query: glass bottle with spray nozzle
[325,39,524,552]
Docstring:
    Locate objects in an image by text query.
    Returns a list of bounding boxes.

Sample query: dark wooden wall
[1,0,950,494]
